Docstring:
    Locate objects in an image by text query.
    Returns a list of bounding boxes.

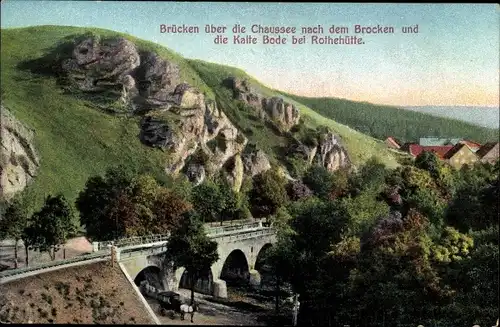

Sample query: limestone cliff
[224,77,300,132]
[0,107,40,201]
[60,36,248,190]
[224,77,351,173]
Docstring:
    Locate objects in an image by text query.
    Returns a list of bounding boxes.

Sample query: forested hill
[279,93,500,144]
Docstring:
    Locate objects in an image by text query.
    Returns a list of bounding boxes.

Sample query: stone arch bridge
[102,221,276,298]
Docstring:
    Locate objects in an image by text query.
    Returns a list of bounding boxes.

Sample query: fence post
[92,242,99,252]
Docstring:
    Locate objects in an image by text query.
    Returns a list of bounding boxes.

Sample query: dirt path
[146,288,278,326]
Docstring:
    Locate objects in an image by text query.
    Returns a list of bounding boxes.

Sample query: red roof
[408,144,454,158]
[459,140,482,150]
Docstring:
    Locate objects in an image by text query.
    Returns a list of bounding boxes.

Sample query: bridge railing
[1,224,275,280]
[95,233,171,251]
[205,221,262,235]
[209,227,275,241]
[0,251,109,279]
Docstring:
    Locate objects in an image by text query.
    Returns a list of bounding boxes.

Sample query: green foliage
[280,92,499,145]
[284,153,309,179]
[0,197,28,241]
[446,177,499,232]
[350,157,389,195]
[302,165,335,200]
[405,188,447,228]
[250,168,289,217]
[431,227,473,263]
[166,213,219,304]
[338,192,390,236]
[29,194,77,260]
[76,166,191,240]
[76,166,134,240]
[191,178,241,224]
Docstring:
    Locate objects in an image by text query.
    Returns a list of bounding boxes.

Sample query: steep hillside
[0,261,154,324]
[1,25,214,211]
[1,25,400,216]
[279,93,500,144]
[187,59,401,169]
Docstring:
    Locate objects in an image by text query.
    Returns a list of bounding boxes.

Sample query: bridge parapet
[1,222,276,283]
[205,220,263,235]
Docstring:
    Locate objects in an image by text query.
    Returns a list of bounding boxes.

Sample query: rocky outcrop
[61,36,182,112]
[0,107,40,201]
[261,97,300,132]
[291,131,351,173]
[224,77,300,132]
[316,132,351,172]
[62,37,140,93]
[242,147,271,177]
[224,155,244,192]
[61,36,248,181]
[186,164,206,186]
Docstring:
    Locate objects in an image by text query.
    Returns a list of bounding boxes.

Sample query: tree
[153,188,192,232]
[191,181,227,224]
[286,180,313,201]
[191,178,240,225]
[76,165,134,241]
[349,156,388,195]
[263,206,297,313]
[250,168,289,217]
[0,198,29,268]
[302,165,334,200]
[166,213,219,305]
[415,151,440,178]
[30,194,76,260]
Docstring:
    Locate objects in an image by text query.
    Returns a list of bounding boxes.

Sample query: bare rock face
[186,164,206,186]
[61,37,184,113]
[136,84,247,178]
[0,107,40,201]
[315,132,351,172]
[139,116,180,150]
[224,155,244,192]
[241,147,271,177]
[290,131,351,173]
[224,76,300,132]
[132,52,181,110]
[62,37,140,92]
[261,97,300,132]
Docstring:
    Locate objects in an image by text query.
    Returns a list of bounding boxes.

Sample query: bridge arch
[254,243,273,272]
[220,249,250,286]
[178,267,214,295]
[133,265,162,288]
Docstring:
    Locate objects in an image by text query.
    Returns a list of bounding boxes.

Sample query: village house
[443,143,479,169]
[476,142,500,164]
[400,143,454,159]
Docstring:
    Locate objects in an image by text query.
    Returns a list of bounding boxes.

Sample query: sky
[1,1,499,107]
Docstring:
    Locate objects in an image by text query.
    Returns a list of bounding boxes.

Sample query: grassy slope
[279,93,500,144]
[1,25,214,212]
[188,59,402,168]
[1,25,401,216]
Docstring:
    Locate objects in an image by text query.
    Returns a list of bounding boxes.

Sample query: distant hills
[403,106,500,129]
[279,94,499,144]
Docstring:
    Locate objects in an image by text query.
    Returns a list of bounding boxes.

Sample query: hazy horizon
[403,105,500,129]
[1,2,499,107]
